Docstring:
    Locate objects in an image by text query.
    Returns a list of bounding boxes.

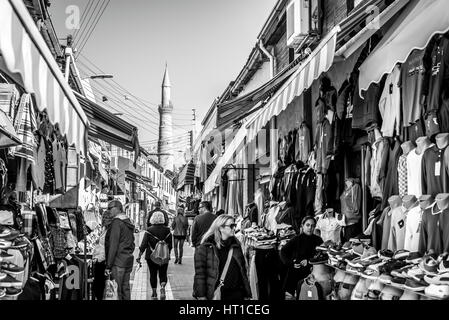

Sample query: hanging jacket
[315,118,333,174]
[340,179,362,226]
[296,123,311,164]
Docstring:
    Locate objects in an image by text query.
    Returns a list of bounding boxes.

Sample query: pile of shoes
[317,238,449,300]
[0,226,25,300]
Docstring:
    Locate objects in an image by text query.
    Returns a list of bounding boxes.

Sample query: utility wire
[73,0,93,41]
[75,0,105,50]
[74,0,101,46]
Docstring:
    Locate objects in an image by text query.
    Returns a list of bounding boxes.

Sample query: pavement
[130,231,195,300]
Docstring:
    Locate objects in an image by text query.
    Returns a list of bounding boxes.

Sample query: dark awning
[75,91,140,153]
[176,161,195,190]
[216,59,300,129]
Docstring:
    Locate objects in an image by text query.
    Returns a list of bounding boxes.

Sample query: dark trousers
[174,236,186,260]
[93,261,106,300]
[111,265,132,300]
[147,259,168,289]
[254,248,282,301]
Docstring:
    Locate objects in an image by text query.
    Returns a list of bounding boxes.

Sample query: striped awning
[247,26,340,142]
[0,0,89,155]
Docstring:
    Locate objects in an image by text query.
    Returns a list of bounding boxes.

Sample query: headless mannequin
[401,141,415,156]
[436,193,449,211]
[415,136,433,155]
[388,195,402,209]
[403,195,418,210]
[435,133,449,150]
[419,195,435,210]
[325,208,335,218]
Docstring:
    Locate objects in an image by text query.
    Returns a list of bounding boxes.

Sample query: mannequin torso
[416,136,433,155]
[435,133,449,150]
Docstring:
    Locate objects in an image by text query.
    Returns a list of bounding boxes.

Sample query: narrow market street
[130,232,195,300]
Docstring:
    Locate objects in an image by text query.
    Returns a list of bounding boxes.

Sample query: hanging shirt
[379,65,401,137]
[419,204,443,255]
[397,154,408,198]
[352,82,381,130]
[316,214,341,244]
[439,209,449,254]
[315,118,333,174]
[407,145,435,198]
[296,123,311,164]
[388,206,407,251]
[404,205,422,252]
[378,206,392,250]
[381,139,403,210]
[421,145,449,196]
[370,137,386,199]
[399,49,425,126]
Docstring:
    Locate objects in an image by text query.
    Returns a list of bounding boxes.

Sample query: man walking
[105,200,135,300]
[147,201,169,227]
[190,201,216,248]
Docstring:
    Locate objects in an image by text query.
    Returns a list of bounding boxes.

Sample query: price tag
[308,290,313,298]
[435,161,441,176]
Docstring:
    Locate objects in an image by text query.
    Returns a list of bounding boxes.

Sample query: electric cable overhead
[73,0,94,41]
[73,0,101,45]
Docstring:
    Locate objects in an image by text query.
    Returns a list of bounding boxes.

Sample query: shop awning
[246,26,340,143]
[358,0,449,93]
[176,161,195,190]
[0,0,89,155]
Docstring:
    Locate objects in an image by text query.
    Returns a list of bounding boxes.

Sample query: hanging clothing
[352,82,381,130]
[439,209,449,254]
[316,213,341,244]
[340,179,362,226]
[378,206,392,250]
[419,204,443,255]
[249,254,258,300]
[381,139,402,210]
[225,168,243,216]
[407,145,435,198]
[388,206,407,251]
[296,123,311,164]
[315,118,333,175]
[11,94,37,162]
[397,154,408,198]
[295,167,316,222]
[379,65,401,137]
[421,145,449,196]
[370,137,386,199]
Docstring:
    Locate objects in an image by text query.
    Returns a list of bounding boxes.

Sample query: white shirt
[404,205,422,252]
[388,206,407,251]
[316,214,342,244]
[379,65,401,137]
[407,145,434,197]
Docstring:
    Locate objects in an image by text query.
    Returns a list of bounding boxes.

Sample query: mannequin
[388,195,406,251]
[436,193,449,211]
[374,128,382,141]
[435,133,449,150]
[403,195,418,210]
[419,195,435,210]
[388,195,402,209]
[415,136,433,155]
[401,141,415,156]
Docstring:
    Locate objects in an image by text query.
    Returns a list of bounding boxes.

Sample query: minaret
[158,64,174,170]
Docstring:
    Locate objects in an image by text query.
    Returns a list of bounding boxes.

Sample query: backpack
[148,232,171,265]
[296,274,324,300]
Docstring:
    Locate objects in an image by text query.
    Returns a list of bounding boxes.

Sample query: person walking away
[191,201,216,248]
[104,200,135,300]
[147,201,169,228]
[172,205,189,264]
[92,210,114,300]
[137,211,173,300]
[193,215,252,300]
[280,216,323,299]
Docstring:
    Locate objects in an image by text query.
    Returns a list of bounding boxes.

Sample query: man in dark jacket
[147,201,169,228]
[191,201,216,248]
[105,200,135,300]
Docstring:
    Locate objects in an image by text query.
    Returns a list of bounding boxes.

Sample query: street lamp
[89,74,114,80]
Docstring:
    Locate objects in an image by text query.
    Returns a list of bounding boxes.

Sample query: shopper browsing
[104,200,135,300]
[280,216,323,298]
[171,205,189,264]
[191,201,216,248]
[193,214,251,300]
[137,211,173,300]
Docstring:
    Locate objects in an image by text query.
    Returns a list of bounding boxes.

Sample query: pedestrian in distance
[193,214,252,300]
[279,216,323,298]
[147,201,169,228]
[104,200,136,300]
[137,211,173,300]
[172,205,189,264]
[190,201,216,248]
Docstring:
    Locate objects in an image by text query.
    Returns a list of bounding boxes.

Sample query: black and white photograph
[1,0,449,310]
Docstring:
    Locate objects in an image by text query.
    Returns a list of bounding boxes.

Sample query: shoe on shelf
[351,243,364,256]
[0,274,22,288]
[424,284,449,299]
[5,287,22,297]
[317,240,335,252]
[360,269,380,280]
[0,288,5,299]
[378,273,393,285]
[378,249,394,260]
[405,252,423,264]
[438,260,449,274]
[0,228,21,242]
[1,261,25,275]
[0,250,14,262]
[404,278,429,292]
[424,273,449,286]
[160,287,166,300]
[0,239,12,249]
[0,271,6,281]
[393,250,410,260]
[419,256,439,275]
[390,276,407,289]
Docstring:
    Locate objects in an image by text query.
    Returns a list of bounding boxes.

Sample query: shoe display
[1,261,25,275]
[310,252,328,265]
[390,276,406,289]
[406,278,430,292]
[0,271,6,280]
[378,249,394,260]
[419,256,439,275]
[0,250,14,262]
[317,240,335,252]
[0,274,22,288]
[0,228,20,242]
[351,243,364,256]
[378,274,393,285]
[424,284,449,299]
[424,273,449,285]
[406,252,423,264]
[393,250,410,260]
[5,287,22,297]
[0,239,12,249]
[438,260,449,274]
[360,269,380,280]
[0,288,5,299]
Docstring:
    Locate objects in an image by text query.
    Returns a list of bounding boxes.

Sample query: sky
[49,0,276,155]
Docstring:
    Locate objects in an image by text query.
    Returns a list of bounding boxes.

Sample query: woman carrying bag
[193,215,251,300]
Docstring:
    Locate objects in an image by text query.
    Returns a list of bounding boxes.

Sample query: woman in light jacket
[193,214,251,300]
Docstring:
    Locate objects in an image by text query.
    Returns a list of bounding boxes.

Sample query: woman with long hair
[193,214,251,300]
[171,205,189,264]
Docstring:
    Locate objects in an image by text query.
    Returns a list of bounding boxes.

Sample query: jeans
[174,236,186,260]
[93,261,106,300]
[147,259,168,289]
[111,265,132,300]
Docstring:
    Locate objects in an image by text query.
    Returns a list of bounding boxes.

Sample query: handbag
[104,275,118,300]
[213,248,233,300]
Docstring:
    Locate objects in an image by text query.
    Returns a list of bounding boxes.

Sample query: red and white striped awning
[0,0,89,155]
[247,26,340,142]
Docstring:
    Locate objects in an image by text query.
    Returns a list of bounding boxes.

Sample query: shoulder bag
[213,248,233,300]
